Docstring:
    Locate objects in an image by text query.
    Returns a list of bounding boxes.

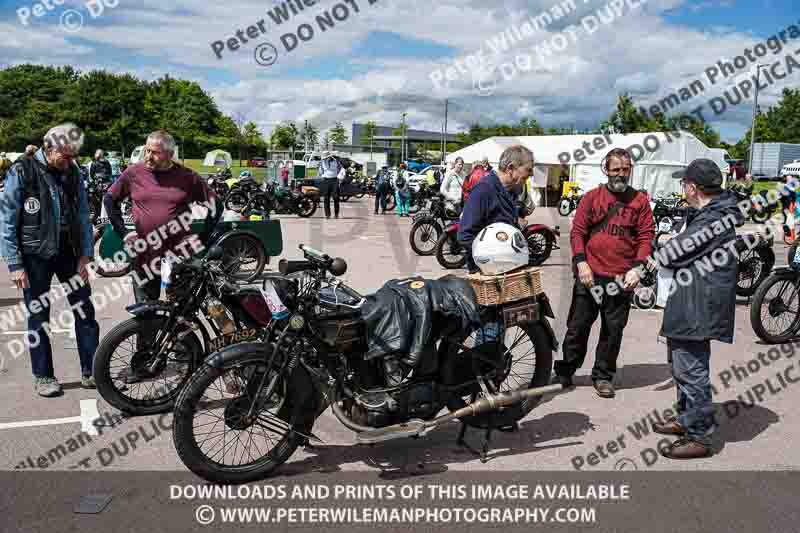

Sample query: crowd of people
[0,123,760,463]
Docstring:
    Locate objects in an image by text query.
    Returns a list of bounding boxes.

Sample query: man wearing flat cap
[650,159,744,459]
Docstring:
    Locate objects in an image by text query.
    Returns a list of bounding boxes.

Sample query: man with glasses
[0,123,99,396]
[554,148,655,398]
[650,159,744,459]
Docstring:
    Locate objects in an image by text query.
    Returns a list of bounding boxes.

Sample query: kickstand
[454,393,496,463]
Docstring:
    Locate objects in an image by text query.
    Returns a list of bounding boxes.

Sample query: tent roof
[446,131,724,168]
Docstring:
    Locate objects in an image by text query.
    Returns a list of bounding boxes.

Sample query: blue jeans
[668,338,715,445]
[22,241,99,378]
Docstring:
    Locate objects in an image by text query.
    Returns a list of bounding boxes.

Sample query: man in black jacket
[651,159,745,459]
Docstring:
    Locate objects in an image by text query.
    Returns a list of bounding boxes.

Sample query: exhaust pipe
[355,382,565,444]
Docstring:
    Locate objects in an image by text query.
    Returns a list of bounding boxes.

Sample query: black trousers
[322,178,339,217]
[556,277,633,382]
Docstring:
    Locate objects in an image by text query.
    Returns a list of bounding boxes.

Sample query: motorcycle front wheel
[409,218,442,256]
[558,199,573,217]
[225,191,249,212]
[435,232,466,269]
[173,349,306,484]
[736,248,770,297]
[93,317,203,415]
[750,270,800,344]
[526,229,553,266]
[297,196,318,218]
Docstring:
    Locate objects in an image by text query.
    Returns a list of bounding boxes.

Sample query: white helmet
[472,223,529,275]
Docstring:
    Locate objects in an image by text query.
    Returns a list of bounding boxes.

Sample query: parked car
[248,157,267,167]
[406,159,431,174]
[408,164,445,192]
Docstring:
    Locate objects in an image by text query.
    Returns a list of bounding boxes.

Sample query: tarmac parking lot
[1,200,798,475]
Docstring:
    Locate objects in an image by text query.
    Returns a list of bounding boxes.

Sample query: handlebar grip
[299,244,327,260]
[279,259,312,276]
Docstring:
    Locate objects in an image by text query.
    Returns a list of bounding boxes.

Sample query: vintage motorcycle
[434,222,561,270]
[172,244,561,483]
[750,242,799,344]
[409,195,461,256]
[93,246,276,415]
[238,182,319,218]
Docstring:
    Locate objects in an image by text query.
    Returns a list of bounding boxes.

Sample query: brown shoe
[652,420,686,436]
[593,380,615,398]
[660,438,711,459]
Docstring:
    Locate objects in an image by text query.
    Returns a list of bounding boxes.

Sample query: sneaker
[80,375,96,389]
[593,380,615,398]
[34,377,62,397]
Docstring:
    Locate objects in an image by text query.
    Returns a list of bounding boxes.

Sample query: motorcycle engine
[350,382,439,428]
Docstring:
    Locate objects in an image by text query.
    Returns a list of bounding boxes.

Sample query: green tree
[360,121,378,145]
[270,122,300,152]
[329,121,348,145]
[300,122,319,150]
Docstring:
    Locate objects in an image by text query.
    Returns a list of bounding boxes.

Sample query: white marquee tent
[446,131,728,203]
[202,149,233,168]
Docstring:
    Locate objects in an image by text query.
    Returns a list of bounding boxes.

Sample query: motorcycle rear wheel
[526,229,553,266]
[445,322,553,429]
[558,199,573,217]
[225,191,249,213]
[736,248,770,297]
[297,197,318,218]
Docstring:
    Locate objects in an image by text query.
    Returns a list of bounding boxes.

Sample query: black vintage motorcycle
[409,195,461,256]
[237,182,318,218]
[750,242,800,343]
[93,245,276,415]
[173,245,561,483]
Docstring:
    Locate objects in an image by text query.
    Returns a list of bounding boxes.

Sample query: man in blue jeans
[653,159,744,458]
[0,123,99,397]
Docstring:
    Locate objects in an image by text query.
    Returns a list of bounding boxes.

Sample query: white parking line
[0,399,100,436]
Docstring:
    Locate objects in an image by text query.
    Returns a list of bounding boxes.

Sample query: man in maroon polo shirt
[554,148,655,398]
[104,130,215,302]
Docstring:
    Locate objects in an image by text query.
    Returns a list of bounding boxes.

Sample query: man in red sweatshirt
[554,148,655,398]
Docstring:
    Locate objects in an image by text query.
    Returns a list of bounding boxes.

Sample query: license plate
[502,300,539,328]
[209,328,259,352]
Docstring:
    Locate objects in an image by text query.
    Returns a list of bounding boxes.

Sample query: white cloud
[0,0,794,143]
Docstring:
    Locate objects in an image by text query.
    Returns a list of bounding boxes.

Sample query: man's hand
[577,261,593,287]
[623,268,641,291]
[24,145,37,156]
[78,256,92,282]
[11,270,28,290]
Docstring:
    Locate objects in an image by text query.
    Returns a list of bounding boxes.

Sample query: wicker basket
[465,266,543,306]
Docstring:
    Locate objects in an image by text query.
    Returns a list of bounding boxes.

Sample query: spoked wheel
[173,350,303,484]
[225,191,249,212]
[444,321,553,428]
[526,229,553,266]
[435,232,466,269]
[409,219,442,256]
[750,271,800,344]
[297,196,318,218]
[751,209,771,224]
[558,199,573,217]
[220,234,266,281]
[736,249,767,297]
[633,285,657,310]
[93,318,203,415]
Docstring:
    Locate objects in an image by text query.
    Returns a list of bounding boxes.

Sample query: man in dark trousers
[0,123,99,396]
[554,148,655,398]
[319,151,343,218]
[651,159,744,459]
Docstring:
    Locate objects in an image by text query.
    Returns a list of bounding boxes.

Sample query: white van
[129,144,180,164]
[780,160,800,177]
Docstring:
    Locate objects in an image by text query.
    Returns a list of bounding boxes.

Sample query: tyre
[558,199,573,217]
[297,196,318,218]
[173,348,305,484]
[385,194,396,212]
[220,234,267,282]
[409,219,442,256]
[526,229,553,266]
[736,248,770,297]
[93,317,203,415]
[656,216,675,233]
[750,270,800,344]
[445,321,554,428]
[435,232,466,269]
[225,191,249,212]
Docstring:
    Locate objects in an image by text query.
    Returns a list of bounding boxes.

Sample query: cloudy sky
[1,0,798,143]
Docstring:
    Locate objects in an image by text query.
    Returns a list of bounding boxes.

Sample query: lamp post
[748,64,767,175]
[401,112,407,163]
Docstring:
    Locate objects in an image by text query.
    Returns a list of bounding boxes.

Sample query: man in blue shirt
[0,123,98,397]
[458,145,534,273]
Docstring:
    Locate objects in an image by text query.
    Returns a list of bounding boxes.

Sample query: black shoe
[593,380,615,398]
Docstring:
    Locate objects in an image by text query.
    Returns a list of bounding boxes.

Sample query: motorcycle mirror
[329,257,347,276]
[207,245,224,261]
